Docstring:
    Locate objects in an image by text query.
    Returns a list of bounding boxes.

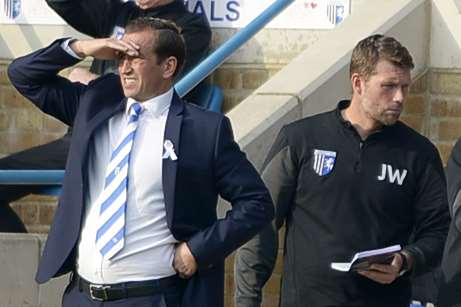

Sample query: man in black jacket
[0,0,210,233]
[234,34,450,307]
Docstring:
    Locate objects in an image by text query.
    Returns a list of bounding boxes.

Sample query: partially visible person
[439,139,461,307]
[234,34,450,307]
[46,0,211,87]
[0,0,210,233]
[8,16,273,307]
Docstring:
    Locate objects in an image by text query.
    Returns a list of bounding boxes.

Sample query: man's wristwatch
[398,252,409,276]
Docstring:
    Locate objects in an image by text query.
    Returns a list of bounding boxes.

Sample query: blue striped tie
[95,102,143,259]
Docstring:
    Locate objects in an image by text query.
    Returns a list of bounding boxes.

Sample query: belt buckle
[89,284,110,301]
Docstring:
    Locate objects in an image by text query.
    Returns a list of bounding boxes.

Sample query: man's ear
[351,73,363,95]
[162,56,178,79]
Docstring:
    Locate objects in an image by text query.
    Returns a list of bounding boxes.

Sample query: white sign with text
[185,0,350,29]
[1,0,350,29]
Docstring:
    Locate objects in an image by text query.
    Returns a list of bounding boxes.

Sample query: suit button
[354,161,361,172]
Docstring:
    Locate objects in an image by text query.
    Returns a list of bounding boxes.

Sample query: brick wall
[427,69,461,163]
[401,73,427,135]
[0,62,68,158]
[210,63,284,113]
[400,69,461,164]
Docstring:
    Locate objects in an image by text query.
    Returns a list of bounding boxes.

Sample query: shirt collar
[335,100,353,128]
[125,87,173,118]
[334,99,395,136]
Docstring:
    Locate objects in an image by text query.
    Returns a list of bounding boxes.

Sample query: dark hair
[126,17,186,77]
[350,34,414,80]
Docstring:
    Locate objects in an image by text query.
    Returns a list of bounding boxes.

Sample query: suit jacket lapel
[76,98,127,167]
[163,92,184,229]
[85,98,127,139]
[77,97,126,191]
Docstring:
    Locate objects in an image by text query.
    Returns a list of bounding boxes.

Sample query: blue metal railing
[0,0,295,187]
[0,170,64,185]
[175,0,295,97]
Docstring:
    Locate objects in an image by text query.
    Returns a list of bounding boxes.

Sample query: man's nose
[119,57,132,73]
[393,87,406,104]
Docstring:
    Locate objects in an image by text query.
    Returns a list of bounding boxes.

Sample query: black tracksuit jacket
[236,100,450,307]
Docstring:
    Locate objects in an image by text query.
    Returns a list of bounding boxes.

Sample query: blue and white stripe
[95,102,142,260]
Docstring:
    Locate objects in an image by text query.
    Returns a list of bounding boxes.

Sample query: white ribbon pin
[163,139,178,161]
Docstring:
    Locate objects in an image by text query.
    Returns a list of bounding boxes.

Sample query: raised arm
[7,37,139,125]
[7,39,85,125]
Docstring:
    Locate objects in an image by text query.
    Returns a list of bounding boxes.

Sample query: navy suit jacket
[8,39,274,307]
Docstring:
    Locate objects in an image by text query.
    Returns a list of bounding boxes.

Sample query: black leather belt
[76,274,180,301]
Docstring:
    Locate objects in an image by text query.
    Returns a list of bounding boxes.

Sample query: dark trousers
[0,133,70,232]
[62,277,182,307]
[411,268,441,305]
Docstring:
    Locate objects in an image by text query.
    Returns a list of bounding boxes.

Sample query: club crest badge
[112,26,125,40]
[3,0,21,19]
[312,149,336,176]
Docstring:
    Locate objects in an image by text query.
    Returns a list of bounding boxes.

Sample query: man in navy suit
[8,17,273,307]
[0,0,211,234]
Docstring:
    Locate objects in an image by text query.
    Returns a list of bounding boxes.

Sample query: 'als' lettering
[186,0,241,22]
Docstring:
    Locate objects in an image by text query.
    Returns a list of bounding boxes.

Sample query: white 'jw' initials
[377,164,407,186]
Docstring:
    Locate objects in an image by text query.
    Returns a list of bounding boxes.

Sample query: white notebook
[330,244,402,272]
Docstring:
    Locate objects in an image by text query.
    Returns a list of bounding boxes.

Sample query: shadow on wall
[0,24,47,59]
[18,25,43,54]
[431,1,461,68]
[454,0,461,13]
[0,33,13,59]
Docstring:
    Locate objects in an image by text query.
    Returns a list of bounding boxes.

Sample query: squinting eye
[383,84,395,89]
[131,57,142,65]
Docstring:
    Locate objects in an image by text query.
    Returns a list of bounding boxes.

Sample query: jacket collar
[162,91,183,228]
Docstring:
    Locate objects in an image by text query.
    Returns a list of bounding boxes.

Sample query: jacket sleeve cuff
[403,245,426,275]
[60,38,84,60]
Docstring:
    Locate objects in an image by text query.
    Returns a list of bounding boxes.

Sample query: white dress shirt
[76,88,178,284]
